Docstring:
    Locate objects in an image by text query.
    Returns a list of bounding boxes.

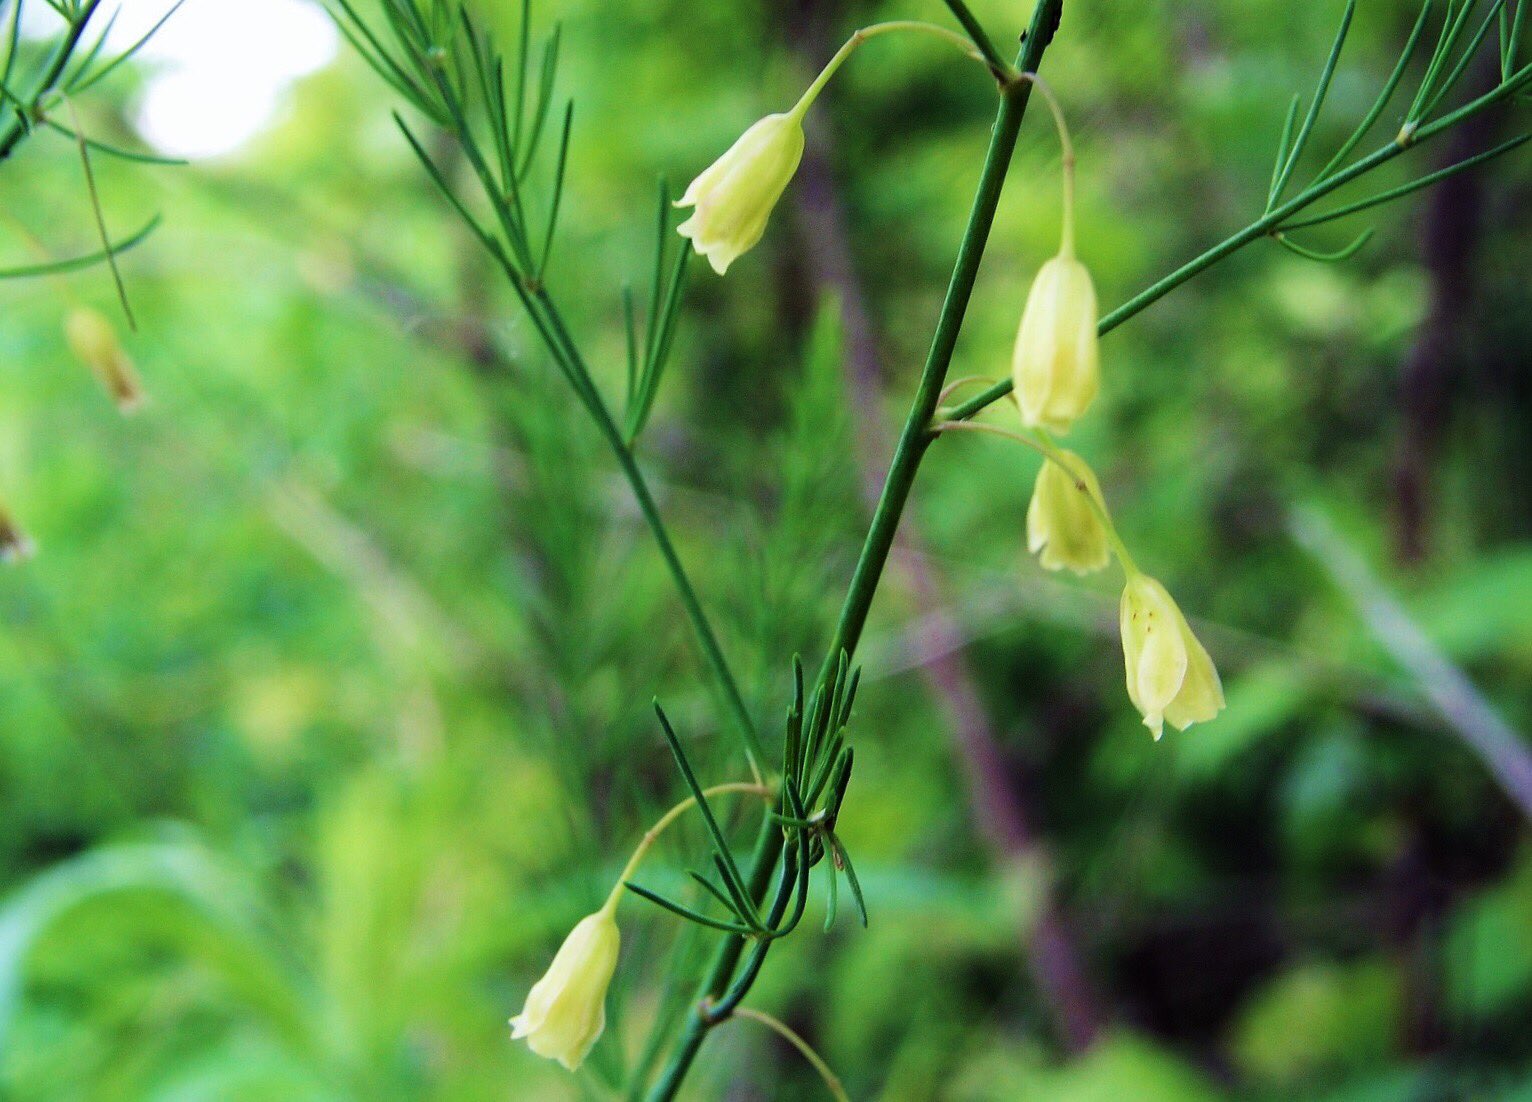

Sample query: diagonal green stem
[462,214,771,780]
[640,5,1065,1099]
[942,63,1532,425]
[940,0,1015,79]
[0,0,103,162]
[532,289,771,780]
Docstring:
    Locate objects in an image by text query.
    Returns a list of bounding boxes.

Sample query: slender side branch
[943,66,1531,424]
[940,0,1015,80]
[641,4,1065,1097]
[609,782,774,913]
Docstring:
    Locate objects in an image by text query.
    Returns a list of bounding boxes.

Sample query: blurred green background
[1,0,1530,1098]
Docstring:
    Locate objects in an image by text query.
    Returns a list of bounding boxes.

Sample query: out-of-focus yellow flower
[1027,451,1110,574]
[676,112,804,275]
[0,499,34,563]
[66,307,144,413]
[1011,254,1099,433]
[1119,573,1224,740]
[510,907,620,1070]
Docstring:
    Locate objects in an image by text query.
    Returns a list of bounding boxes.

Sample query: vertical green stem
[817,3,1061,684]
[642,5,1064,1097]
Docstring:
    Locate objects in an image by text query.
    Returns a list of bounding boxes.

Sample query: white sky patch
[23,0,340,160]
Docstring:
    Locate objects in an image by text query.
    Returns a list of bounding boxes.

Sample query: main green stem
[642,5,1063,1097]
[816,13,1059,683]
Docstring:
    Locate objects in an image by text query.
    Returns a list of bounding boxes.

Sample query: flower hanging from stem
[1010,73,1100,434]
[66,306,145,413]
[932,417,1223,738]
[509,905,622,1071]
[678,21,986,274]
[1027,449,1111,575]
[1119,572,1225,740]
[510,781,771,1071]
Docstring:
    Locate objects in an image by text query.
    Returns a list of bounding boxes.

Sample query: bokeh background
[1,0,1530,1098]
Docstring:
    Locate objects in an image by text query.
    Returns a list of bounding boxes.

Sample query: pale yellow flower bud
[66,307,144,413]
[510,908,620,1070]
[1027,452,1110,575]
[0,500,35,563]
[1011,254,1099,434]
[676,112,804,275]
[1119,574,1225,740]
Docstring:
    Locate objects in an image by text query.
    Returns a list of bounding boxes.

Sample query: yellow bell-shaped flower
[1011,254,1099,434]
[676,112,804,275]
[1119,573,1225,740]
[510,908,621,1070]
[66,307,144,413]
[1027,452,1110,575]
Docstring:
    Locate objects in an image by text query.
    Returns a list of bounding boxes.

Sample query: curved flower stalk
[677,20,989,274]
[510,778,771,1071]
[727,1006,850,1102]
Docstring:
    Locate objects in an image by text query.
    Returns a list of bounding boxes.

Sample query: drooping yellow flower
[1119,574,1225,740]
[1008,72,1100,435]
[510,908,620,1070]
[676,112,804,275]
[1011,254,1099,433]
[65,307,144,413]
[1027,452,1110,575]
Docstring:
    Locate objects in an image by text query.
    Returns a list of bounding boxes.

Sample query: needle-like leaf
[0,213,159,279]
[1282,130,1530,229]
[829,832,868,928]
[653,702,758,924]
[624,881,755,935]
[1271,0,1355,206]
[1273,226,1375,261]
[1316,0,1435,181]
